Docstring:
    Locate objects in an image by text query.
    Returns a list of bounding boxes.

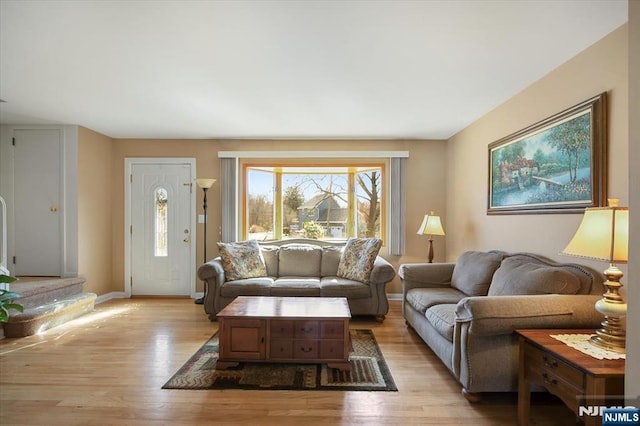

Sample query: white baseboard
[95,292,128,304]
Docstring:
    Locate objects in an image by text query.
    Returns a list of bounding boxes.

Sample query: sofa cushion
[320,277,371,299]
[217,240,267,281]
[278,244,322,277]
[451,251,503,296]
[425,304,456,342]
[337,238,382,283]
[260,245,279,277]
[219,277,274,297]
[321,246,344,277]
[488,257,581,296]
[405,287,467,315]
[271,277,321,296]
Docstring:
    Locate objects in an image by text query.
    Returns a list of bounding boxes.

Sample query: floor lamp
[194,178,216,305]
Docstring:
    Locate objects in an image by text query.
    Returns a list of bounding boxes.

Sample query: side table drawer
[524,342,585,390]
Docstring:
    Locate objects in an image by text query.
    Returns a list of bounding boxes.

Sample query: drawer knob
[300,347,313,353]
[543,356,558,368]
[542,373,558,386]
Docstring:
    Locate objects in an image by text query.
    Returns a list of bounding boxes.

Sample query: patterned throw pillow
[217,240,267,281]
[337,238,382,283]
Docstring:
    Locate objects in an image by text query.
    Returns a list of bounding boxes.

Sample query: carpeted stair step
[2,292,97,338]
[7,276,86,309]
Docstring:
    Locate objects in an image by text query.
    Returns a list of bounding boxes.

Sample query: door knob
[183,237,190,243]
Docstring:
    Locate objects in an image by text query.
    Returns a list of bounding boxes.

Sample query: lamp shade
[196,178,216,189]
[416,211,445,237]
[561,203,628,263]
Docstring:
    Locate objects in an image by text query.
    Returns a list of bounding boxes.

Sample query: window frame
[241,160,387,243]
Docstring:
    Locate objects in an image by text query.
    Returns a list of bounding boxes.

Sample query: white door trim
[124,158,197,298]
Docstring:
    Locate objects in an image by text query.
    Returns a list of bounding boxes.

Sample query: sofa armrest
[197,257,225,282]
[369,256,396,285]
[455,294,603,336]
[399,262,455,292]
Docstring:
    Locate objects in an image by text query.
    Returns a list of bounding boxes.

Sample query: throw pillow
[488,257,581,296]
[337,238,382,283]
[217,240,267,281]
[451,251,504,296]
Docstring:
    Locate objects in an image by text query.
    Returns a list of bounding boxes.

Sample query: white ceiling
[0,1,628,140]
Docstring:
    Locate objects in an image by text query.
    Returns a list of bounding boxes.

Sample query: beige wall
[77,126,114,295]
[447,21,637,398]
[446,24,629,264]
[111,139,447,294]
[626,0,639,402]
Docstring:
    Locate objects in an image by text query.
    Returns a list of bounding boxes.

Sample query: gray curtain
[389,157,406,255]
[220,157,237,242]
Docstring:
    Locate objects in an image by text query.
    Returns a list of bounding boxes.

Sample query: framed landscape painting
[487,93,607,215]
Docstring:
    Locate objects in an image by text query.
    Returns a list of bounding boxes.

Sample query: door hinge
[130,276,133,288]
[12,255,16,264]
[12,137,15,146]
[130,225,133,235]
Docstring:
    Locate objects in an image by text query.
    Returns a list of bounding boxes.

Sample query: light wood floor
[0,299,577,425]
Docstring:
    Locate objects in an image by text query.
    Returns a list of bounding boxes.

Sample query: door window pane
[155,188,168,257]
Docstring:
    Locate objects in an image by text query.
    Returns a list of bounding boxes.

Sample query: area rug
[162,329,397,391]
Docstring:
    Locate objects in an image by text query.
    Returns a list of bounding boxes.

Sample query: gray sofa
[399,250,605,400]
[198,239,396,321]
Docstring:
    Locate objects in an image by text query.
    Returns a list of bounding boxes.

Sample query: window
[244,165,384,242]
[154,187,168,256]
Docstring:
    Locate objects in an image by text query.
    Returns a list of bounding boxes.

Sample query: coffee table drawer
[270,339,294,359]
[271,320,294,338]
[294,339,319,359]
[321,321,345,339]
[320,339,346,359]
[295,321,320,338]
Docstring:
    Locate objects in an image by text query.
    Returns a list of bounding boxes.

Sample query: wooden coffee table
[216,296,352,371]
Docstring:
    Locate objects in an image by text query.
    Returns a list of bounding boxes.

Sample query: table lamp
[417,211,445,263]
[561,198,629,353]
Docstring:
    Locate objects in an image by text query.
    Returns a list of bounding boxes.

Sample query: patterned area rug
[163,329,397,391]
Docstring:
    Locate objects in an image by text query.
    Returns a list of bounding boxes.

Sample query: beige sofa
[198,239,396,321]
[399,250,604,400]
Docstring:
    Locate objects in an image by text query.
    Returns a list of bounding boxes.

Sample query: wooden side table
[516,329,625,426]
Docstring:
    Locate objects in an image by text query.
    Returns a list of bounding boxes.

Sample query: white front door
[129,161,194,296]
[13,129,63,276]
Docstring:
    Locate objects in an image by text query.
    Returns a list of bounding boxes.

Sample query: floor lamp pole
[202,187,209,264]
[194,177,216,304]
[195,187,209,305]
